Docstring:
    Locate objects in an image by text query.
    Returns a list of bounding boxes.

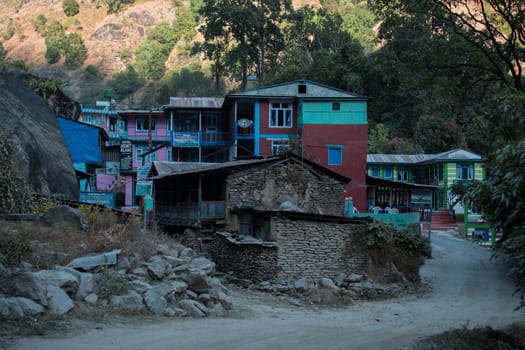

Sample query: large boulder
[0,73,78,199]
[39,206,88,231]
[46,285,74,315]
[0,270,47,306]
[0,297,44,319]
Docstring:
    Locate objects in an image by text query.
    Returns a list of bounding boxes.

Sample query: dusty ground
[5,230,525,350]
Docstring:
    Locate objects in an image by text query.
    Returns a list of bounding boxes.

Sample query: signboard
[120,140,132,171]
[79,191,115,207]
[137,166,150,181]
[106,162,120,175]
[172,132,199,147]
[145,195,154,211]
[411,189,433,205]
[136,181,152,196]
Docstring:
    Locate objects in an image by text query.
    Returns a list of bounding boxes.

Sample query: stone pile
[0,243,233,320]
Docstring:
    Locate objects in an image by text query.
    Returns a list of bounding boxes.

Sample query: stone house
[149,155,420,283]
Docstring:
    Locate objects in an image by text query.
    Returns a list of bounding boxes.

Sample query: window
[298,84,307,94]
[271,140,289,156]
[269,102,292,128]
[384,167,393,179]
[136,118,156,132]
[135,146,158,164]
[332,102,340,111]
[328,146,343,165]
[371,167,380,177]
[456,164,474,180]
[397,169,408,182]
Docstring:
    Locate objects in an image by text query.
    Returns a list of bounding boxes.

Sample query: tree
[372,0,524,92]
[414,115,464,153]
[368,123,390,153]
[103,0,133,14]
[32,14,47,36]
[62,0,79,17]
[196,0,292,90]
[134,40,168,81]
[63,33,86,69]
[108,64,145,106]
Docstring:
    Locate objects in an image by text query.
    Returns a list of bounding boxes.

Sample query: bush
[32,14,47,36]
[62,0,79,17]
[96,268,130,299]
[0,224,30,267]
[63,33,86,69]
[44,45,61,64]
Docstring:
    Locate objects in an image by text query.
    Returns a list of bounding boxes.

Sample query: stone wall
[207,233,279,282]
[272,217,370,280]
[226,160,345,216]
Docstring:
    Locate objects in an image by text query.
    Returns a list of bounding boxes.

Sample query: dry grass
[1,206,167,270]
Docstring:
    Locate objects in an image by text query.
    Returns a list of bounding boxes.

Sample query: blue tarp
[57,117,103,164]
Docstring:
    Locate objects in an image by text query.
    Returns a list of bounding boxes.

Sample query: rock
[130,279,152,294]
[144,256,172,280]
[131,267,148,277]
[189,257,216,275]
[0,297,44,319]
[156,244,180,258]
[208,277,229,295]
[319,278,338,291]
[294,277,317,293]
[164,307,186,317]
[185,290,198,300]
[116,256,131,271]
[163,256,185,267]
[0,271,48,306]
[76,272,97,301]
[180,269,210,293]
[211,290,233,310]
[144,290,167,315]
[179,248,196,260]
[33,269,79,295]
[84,293,98,305]
[334,273,347,287]
[109,290,145,311]
[67,249,122,271]
[39,206,88,231]
[152,280,188,297]
[46,285,74,315]
[198,293,211,304]
[346,273,365,283]
[207,303,225,317]
[178,299,207,317]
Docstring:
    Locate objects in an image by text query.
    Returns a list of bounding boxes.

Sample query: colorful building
[77,80,369,211]
[367,149,486,212]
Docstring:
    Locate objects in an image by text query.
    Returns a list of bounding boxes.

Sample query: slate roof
[149,155,351,183]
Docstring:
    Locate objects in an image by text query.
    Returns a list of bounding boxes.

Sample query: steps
[430,209,458,231]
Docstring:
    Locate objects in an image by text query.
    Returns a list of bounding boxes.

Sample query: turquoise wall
[299,101,367,125]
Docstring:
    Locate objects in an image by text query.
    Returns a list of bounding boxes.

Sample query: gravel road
[8,230,525,350]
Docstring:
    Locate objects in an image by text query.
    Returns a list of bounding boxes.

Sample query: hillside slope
[0,0,319,103]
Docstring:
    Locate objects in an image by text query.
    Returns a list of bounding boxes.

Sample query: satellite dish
[238,118,253,128]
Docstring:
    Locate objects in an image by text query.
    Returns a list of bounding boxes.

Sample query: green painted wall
[299,100,367,125]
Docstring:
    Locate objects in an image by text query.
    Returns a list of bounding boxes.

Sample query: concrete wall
[226,160,345,217]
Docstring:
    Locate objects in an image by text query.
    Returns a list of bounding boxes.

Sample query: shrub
[45,46,61,64]
[62,0,79,17]
[32,14,47,36]
[63,33,86,69]
[96,267,130,299]
[0,224,30,267]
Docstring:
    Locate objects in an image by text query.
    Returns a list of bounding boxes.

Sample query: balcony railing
[172,132,230,147]
[155,201,225,220]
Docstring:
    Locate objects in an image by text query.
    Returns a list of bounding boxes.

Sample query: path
[7,230,525,350]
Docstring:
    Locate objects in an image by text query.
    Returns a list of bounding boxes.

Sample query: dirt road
[8,230,525,350]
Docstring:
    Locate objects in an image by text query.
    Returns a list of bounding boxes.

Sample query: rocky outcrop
[0,73,78,200]
[0,243,233,320]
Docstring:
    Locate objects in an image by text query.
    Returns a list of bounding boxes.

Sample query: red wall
[301,124,368,212]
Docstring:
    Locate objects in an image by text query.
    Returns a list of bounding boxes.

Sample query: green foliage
[103,0,133,14]
[119,47,133,62]
[108,64,145,105]
[63,32,87,69]
[134,39,168,80]
[173,8,197,41]
[84,64,99,78]
[44,45,61,64]
[96,267,130,299]
[62,0,79,17]
[0,224,30,267]
[366,220,430,256]
[0,42,6,63]
[32,14,47,36]
[414,115,464,153]
[368,123,390,153]
[3,19,19,40]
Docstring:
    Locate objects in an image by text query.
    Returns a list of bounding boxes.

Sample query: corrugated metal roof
[368,149,485,165]
[367,154,433,164]
[227,80,367,100]
[168,97,224,109]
